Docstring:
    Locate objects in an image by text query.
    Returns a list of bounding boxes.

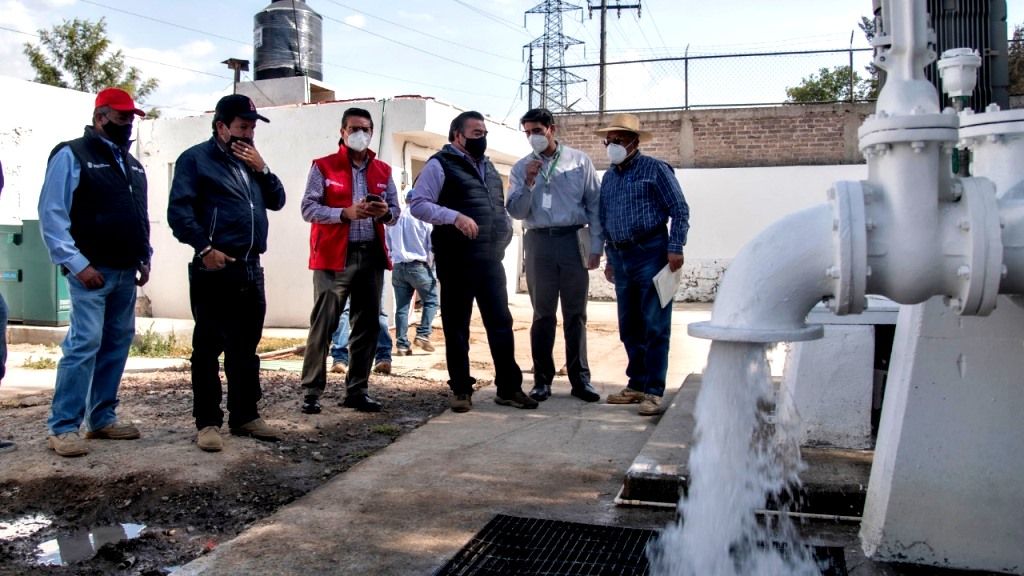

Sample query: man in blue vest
[299,107,400,416]
[38,88,152,457]
[409,111,537,413]
[168,94,286,452]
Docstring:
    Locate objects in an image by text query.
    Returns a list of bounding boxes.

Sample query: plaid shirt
[598,153,689,253]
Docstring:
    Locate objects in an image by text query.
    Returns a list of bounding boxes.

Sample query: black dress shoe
[301,396,322,414]
[529,384,552,402]
[342,394,383,413]
[570,383,601,403]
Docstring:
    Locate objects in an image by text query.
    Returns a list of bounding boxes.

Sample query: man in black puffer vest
[409,111,537,413]
[38,88,151,457]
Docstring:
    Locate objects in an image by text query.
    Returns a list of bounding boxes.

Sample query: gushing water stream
[648,341,821,576]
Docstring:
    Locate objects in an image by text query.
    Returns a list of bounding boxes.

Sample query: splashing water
[648,341,821,576]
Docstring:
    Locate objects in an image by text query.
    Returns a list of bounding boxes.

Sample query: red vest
[308,146,393,271]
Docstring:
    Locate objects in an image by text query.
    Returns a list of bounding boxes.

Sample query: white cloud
[344,14,366,29]
[397,11,433,23]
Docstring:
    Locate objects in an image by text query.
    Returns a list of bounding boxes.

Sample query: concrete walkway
[172,297,714,575]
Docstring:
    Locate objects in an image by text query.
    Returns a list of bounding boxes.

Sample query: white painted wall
[0,77,95,224]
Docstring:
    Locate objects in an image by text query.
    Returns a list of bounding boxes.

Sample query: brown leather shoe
[638,394,666,416]
[229,418,280,441]
[373,360,392,375]
[606,387,645,405]
[197,426,223,452]
[48,432,89,457]
[450,393,473,413]
[414,337,435,352]
[85,422,140,440]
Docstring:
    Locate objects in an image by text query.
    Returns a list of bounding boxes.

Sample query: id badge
[541,192,552,210]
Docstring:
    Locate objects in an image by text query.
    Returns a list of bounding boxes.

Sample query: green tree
[786,66,873,103]
[23,17,159,112]
[1010,22,1024,95]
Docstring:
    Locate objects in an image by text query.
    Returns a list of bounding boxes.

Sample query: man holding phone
[299,107,400,415]
[168,94,286,452]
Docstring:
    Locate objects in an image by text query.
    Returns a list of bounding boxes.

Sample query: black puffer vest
[430,145,511,262]
[50,127,150,269]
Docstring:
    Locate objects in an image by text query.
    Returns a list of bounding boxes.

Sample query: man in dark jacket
[38,88,151,457]
[408,111,537,413]
[168,94,286,452]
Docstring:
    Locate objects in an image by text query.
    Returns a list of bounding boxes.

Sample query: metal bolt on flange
[865,219,877,231]
[948,297,963,312]
[957,265,971,279]
[958,219,971,232]
[826,266,841,279]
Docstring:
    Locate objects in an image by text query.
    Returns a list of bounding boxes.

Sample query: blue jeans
[48,267,137,435]
[392,261,438,350]
[606,233,672,397]
[330,302,392,365]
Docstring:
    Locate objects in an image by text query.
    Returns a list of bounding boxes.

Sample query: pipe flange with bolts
[826,181,868,315]
[950,177,1002,316]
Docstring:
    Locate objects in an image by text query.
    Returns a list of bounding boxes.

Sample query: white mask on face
[529,133,549,155]
[606,143,629,165]
[347,130,371,152]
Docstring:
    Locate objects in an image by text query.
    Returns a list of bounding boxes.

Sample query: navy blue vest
[430,147,511,262]
[50,127,150,269]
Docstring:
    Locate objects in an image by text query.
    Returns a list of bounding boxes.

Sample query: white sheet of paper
[653,263,683,308]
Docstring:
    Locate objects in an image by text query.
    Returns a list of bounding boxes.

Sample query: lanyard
[540,145,562,185]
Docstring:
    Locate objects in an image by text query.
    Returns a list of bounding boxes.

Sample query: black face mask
[228,135,254,147]
[463,135,487,158]
[103,121,133,146]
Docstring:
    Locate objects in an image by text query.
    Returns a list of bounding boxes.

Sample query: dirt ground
[0,363,452,575]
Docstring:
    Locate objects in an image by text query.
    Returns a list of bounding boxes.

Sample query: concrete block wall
[555,103,873,169]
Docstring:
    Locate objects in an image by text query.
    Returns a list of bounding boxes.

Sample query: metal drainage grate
[435,514,848,576]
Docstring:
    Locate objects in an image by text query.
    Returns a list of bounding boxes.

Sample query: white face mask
[606,143,629,165]
[529,133,549,155]
[347,130,371,152]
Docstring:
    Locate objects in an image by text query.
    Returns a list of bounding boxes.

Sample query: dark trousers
[524,230,591,389]
[606,233,672,397]
[188,259,266,429]
[301,242,385,398]
[435,256,522,396]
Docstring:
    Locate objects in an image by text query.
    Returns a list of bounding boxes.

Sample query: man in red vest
[300,107,400,415]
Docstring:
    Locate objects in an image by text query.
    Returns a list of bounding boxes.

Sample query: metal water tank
[254,0,323,80]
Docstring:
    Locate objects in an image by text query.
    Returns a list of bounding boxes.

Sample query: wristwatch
[261,164,271,176]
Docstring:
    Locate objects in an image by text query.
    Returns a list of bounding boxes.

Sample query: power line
[321,61,509,101]
[77,0,248,46]
[319,13,520,82]
[320,0,518,62]
[450,0,532,37]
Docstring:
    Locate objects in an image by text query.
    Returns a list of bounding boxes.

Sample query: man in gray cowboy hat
[596,113,689,416]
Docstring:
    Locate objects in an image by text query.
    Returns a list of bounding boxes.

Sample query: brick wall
[555,103,873,169]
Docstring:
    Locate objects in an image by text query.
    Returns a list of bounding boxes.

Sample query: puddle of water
[648,341,820,575]
[35,522,146,566]
[0,514,53,540]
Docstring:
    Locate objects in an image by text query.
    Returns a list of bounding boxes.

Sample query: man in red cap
[168,94,286,452]
[38,87,152,457]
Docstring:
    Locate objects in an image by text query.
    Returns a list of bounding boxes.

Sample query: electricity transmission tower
[524,0,585,112]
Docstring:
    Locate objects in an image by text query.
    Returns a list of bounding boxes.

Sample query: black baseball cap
[214,94,269,123]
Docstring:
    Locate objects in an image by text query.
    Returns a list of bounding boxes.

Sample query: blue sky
[1,0,1020,122]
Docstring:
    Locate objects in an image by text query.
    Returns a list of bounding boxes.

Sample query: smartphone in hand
[365,194,383,203]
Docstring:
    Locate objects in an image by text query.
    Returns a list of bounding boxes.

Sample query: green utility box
[0,220,70,326]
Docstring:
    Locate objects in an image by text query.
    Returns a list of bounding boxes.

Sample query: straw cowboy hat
[594,113,652,142]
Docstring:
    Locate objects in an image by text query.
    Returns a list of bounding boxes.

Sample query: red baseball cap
[95,87,146,117]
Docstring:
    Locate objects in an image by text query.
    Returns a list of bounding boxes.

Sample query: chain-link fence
[529,48,878,112]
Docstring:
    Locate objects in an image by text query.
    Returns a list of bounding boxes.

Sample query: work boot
[196,426,223,452]
[494,390,539,410]
[330,360,348,375]
[373,360,392,375]
[606,387,645,405]
[395,347,412,356]
[48,432,89,457]
[85,421,141,440]
[230,418,280,441]
[450,393,473,413]
[638,394,666,416]
[414,337,435,352]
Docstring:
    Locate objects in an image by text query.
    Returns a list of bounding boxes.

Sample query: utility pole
[523,0,585,113]
[587,0,641,113]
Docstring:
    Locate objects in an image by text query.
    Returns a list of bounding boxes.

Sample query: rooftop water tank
[254,0,323,81]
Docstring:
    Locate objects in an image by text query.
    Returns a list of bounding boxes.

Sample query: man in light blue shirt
[508,108,602,404]
[386,194,438,356]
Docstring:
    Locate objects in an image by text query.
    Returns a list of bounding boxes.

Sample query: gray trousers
[524,229,591,389]
[301,242,385,398]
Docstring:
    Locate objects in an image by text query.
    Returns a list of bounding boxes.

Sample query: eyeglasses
[602,137,634,147]
[346,126,372,133]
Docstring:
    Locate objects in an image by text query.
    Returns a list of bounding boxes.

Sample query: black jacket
[430,145,512,262]
[51,126,151,269]
[168,137,285,261]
